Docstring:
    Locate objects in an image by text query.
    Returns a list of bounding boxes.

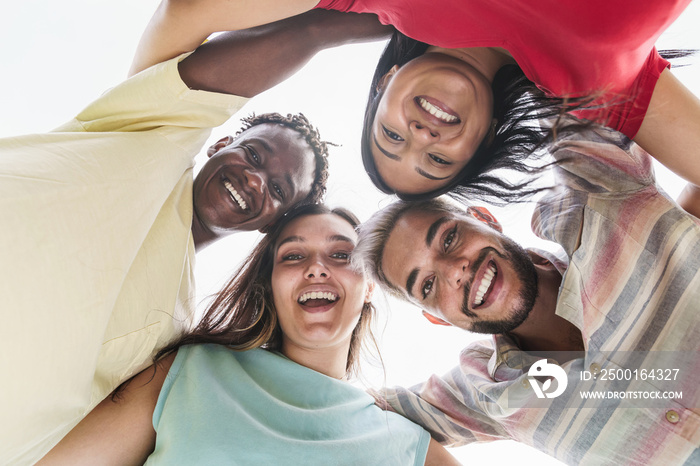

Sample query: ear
[364,281,376,304]
[529,251,553,267]
[421,310,452,326]
[206,135,234,158]
[466,206,502,233]
[376,65,400,92]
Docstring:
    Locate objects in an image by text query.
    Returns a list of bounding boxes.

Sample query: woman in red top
[310,0,700,211]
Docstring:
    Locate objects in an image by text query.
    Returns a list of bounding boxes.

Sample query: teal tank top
[145,344,430,465]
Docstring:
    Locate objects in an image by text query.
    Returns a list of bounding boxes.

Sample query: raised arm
[634,68,700,218]
[177,9,393,97]
[37,353,176,466]
[129,0,320,76]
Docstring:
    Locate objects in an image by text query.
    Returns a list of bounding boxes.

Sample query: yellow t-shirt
[0,54,248,464]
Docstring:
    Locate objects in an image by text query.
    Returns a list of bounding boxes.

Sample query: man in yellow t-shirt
[0,11,389,465]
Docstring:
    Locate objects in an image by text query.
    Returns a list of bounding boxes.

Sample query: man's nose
[442,259,469,290]
[244,168,266,194]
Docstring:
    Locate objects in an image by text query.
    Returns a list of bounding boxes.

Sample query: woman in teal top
[39,204,458,465]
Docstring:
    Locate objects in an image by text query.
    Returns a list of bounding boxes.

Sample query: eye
[443,226,457,252]
[272,183,285,201]
[330,251,350,262]
[382,125,404,142]
[421,276,435,299]
[244,145,261,164]
[281,253,303,261]
[429,153,451,165]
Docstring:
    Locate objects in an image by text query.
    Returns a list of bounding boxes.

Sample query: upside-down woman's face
[371,52,495,195]
[271,213,371,356]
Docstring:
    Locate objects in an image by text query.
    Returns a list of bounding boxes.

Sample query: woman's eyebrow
[328,235,356,245]
[373,133,452,181]
[277,235,304,247]
[415,167,451,181]
[373,133,401,161]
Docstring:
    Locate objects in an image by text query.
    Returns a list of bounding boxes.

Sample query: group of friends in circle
[3,0,699,464]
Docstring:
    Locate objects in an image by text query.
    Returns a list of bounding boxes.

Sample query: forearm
[129,0,321,76]
[634,68,700,188]
[178,9,392,97]
[37,354,175,465]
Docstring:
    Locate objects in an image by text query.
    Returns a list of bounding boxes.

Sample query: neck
[508,253,584,358]
[191,213,224,251]
[281,340,350,380]
[427,45,515,83]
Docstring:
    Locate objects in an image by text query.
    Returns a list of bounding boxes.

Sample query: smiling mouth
[299,291,338,305]
[473,261,497,307]
[416,97,460,124]
[298,291,339,311]
[223,178,248,210]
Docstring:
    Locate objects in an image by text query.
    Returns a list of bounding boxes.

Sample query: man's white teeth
[299,291,338,303]
[418,97,458,123]
[223,179,247,210]
[473,263,496,307]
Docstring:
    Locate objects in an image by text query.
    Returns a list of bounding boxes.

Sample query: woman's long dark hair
[361,31,594,205]
[156,204,375,377]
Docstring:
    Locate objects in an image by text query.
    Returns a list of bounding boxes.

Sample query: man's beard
[462,239,539,334]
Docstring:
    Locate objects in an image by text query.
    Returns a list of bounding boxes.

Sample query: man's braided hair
[237,112,330,204]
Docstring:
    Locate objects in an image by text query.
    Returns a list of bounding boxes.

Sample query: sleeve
[571,49,670,140]
[53,53,248,135]
[370,346,511,447]
[152,347,189,430]
[613,48,670,140]
[313,0,355,12]
[550,125,656,194]
[412,427,431,466]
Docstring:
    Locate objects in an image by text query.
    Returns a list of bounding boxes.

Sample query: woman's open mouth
[416,96,460,124]
[298,290,339,313]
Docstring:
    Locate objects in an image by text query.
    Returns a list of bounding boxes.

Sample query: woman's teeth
[299,291,338,303]
[418,97,458,123]
[473,263,497,307]
[223,179,247,210]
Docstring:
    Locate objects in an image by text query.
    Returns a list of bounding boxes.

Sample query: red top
[316,0,690,138]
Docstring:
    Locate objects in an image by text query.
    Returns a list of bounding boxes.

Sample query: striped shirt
[378,127,700,465]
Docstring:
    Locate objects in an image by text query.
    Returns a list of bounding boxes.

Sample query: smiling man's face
[381,208,538,334]
[193,123,316,235]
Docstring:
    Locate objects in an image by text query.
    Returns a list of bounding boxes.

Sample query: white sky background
[2,1,698,464]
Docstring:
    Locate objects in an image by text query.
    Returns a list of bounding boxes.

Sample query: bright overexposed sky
[2,1,699,464]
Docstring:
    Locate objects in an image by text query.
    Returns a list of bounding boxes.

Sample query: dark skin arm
[177,9,392,97]
[128,0,320,76]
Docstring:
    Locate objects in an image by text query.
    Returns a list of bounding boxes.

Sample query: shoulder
[549,125,655,192]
